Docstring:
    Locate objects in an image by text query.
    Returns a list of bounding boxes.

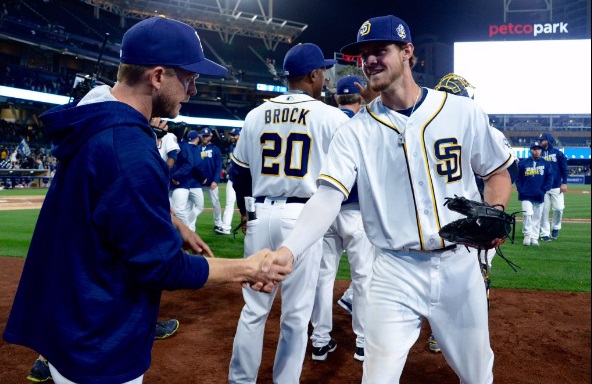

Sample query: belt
[437,244,458,252]
[255,196,309,204]
[398,244,457,253]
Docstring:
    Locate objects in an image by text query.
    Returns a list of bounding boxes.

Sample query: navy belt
[439,244,458,252]
[255,196,309,204]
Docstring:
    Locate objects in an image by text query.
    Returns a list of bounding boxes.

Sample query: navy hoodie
[3,87,209,384]
[539,132,568,189]
[198,142,222,186]
[516,156,554,203]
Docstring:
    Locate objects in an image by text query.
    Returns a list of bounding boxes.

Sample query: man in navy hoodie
[538,132,569,241]
[3,17,291,384]
[516,142,554,246]
[197,127,224,232]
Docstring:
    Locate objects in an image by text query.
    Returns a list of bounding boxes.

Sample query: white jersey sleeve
[232,93,349,198]
[158,132,180,162]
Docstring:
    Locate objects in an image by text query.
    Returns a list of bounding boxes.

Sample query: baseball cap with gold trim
[341,15,412,56]
[121,17,228,77]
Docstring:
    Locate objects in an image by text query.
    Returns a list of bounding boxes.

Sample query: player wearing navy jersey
[196,127,224,231]
[217,128,241,235]
[517,142,553,246]
[538,132,568,241]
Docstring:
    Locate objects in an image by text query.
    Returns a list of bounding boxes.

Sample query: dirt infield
[0,257,590,384]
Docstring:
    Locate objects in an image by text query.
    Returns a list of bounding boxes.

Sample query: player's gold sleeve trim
[317,174,350,197]
[230,153,249,168]
[478,153,515,180]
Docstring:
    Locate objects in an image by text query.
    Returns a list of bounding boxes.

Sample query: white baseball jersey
[231,93,349,198]
[157,132,180,162]
[318,88,514,251]
[229,92,349,384]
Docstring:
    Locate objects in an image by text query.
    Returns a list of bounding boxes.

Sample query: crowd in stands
[0,65,74,95]
[0,119,56,171]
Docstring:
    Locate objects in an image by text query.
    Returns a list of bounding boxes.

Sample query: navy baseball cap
[200,127,212,137]
[229,128,241,136]
[283,43,337,77]
[530,141,543,150]
[121,17,228,77]
[187,130,199,141]
[336,76,363,95]
[341,15,412,55]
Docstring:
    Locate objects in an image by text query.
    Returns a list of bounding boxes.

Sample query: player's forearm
[281,184,344,258]
[483,169,512,209]
[204,250,291,291]
[203,257,255,285]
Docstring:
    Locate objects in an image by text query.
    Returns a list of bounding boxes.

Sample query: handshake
[240,247,294,293]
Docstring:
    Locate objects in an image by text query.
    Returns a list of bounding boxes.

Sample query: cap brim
[340,39,400,55]
[323,59,337,69]
[180,58,228,77]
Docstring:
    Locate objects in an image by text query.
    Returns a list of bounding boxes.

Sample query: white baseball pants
[202,185,223,228]
[311,204,374,350]
[229,197,323,384]
[540,188,564,237]
[222,180,237,232]
[363,247,493,384]
[48,363,143,384]
[521,200,544,239]
[170,187,204,232]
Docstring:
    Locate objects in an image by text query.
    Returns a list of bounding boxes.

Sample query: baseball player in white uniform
[151,117,180,170]
[310,75,375,363]
[228,43,349,384]
[218,128,241,235]
[428,73,518,353]
[259,15,514,384]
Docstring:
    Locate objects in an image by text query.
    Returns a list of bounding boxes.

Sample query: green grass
[1,184,590,292]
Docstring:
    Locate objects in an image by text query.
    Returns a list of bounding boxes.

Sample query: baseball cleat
[541,236,552,242]
[337,298,353,315]
[354,347,365,362]
[214,227,231,235]
[551,229,559,239]
[311,339,337,361]
[530,239,540,246]
[27,359,52,383]
[154,319,179,339]
[428,335,441,353]
[522,236,531,246]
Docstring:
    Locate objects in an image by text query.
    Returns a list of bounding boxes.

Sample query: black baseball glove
[438,195,517,250]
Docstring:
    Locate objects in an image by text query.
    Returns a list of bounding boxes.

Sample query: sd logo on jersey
[434,138,462,183]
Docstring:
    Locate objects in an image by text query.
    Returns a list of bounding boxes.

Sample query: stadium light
[0,86,245,128]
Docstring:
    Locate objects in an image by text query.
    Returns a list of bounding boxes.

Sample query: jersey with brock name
[231,93,349,198]
[318,88,514,251]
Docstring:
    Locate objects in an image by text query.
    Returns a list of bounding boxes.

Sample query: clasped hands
[242,247,294,293]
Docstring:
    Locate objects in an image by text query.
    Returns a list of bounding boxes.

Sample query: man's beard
[153,93,179,119]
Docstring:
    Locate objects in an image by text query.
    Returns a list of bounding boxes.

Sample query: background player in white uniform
[259,15,514,383]
[170,130,206,232]
[310,75,375,363]
[217,127,241,235]
[429,73,518,353]
[152,117,180,170]
[228,43,349,384]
